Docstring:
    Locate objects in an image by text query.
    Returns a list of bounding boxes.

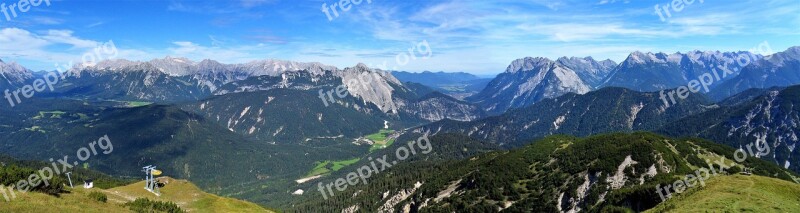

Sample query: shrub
[87,191,107,202]
[0,165,65,195]
[124,198,185,213]
[727,166,742,175]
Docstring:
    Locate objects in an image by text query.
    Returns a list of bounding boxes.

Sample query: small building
[83,179,94,189]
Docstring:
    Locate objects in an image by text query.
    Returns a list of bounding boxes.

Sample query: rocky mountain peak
[787,46,800,56]
[197,59,224,67]
[0,59,29,74]
[354,63,370,70]
[148,56,198,76]
[768,46,800,62]
[599,59,617,66]
[554,56,616,88]
[626,51,659,64]
[0,60,34,86]
[506,57,554,73]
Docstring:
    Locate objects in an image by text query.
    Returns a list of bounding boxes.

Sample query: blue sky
[0,0,798,75]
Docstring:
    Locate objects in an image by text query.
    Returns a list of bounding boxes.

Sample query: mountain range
[709,46,800,100]
[466,56,614,114]
[461,47,799,115]
[1,45,799,212]
[601,50,761,92]
[416,87,712,147]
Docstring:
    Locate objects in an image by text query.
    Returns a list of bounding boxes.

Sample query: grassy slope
[0,177,273,213]
[647,175,800,213]
[107,177,273,213]
[0,187,128,213]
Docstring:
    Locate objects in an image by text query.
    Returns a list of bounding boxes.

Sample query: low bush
[124,198,185,213]
[87,191,107,203]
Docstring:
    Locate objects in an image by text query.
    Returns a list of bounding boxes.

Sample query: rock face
[710,46,800,100]
[556,56,616,88]
[339,63,401,113]
[601,50,761,92]
[467,57,593,114]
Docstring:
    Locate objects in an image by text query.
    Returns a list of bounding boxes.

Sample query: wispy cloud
[302,51,340,57]
[85,21,105,28]
[239,0,275,8]
[29,16,64,25]
[597,0,630,5]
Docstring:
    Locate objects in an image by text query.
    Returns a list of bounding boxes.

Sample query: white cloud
[0,28,145,70]
[41,30,99,49]
[0,28,50,50]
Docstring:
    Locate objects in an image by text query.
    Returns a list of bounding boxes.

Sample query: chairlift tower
[65,172,74,188]
[142,165,161,196]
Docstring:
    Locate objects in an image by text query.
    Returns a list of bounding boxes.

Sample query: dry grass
[0,177,273,213]
[647,175,800,213]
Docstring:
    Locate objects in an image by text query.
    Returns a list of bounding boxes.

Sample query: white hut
[83,179,94,189]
